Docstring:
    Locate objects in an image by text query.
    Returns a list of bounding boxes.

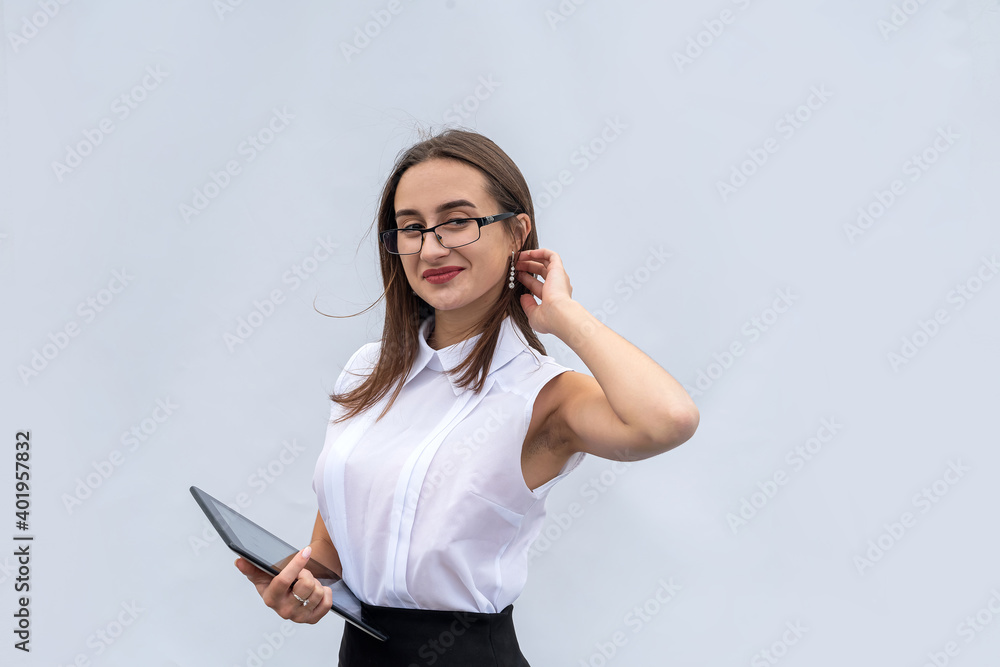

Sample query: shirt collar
[405,314,529,396]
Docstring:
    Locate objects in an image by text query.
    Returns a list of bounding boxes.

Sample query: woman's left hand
[514,248,576,335]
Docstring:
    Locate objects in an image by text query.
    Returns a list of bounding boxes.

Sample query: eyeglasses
[380,212,518,255]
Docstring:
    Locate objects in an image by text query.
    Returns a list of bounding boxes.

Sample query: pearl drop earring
[508,250,516,289]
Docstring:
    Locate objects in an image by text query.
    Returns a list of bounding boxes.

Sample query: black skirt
[338,600,531,667]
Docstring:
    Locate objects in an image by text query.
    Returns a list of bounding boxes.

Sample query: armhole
[531,450,586,498]
[523,364,587,498]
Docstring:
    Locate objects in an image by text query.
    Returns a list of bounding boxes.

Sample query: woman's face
[393,158,527,318]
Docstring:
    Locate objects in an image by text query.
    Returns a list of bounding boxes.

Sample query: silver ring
[292,592,309,606]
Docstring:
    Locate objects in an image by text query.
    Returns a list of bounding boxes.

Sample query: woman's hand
[514,248,576,335]
[235,546,334,624]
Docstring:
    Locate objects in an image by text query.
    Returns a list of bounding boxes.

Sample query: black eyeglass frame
[380,212,518,255]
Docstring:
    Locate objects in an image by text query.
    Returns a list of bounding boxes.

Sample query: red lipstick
[423,266,464,284]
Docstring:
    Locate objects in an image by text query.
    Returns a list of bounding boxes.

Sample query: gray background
[2,0,999,665]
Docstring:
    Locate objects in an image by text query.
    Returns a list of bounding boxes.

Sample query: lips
[422,267,464,278]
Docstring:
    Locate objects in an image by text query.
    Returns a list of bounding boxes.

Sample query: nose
[419,230,450,261]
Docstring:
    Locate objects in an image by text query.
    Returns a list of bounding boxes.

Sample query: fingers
[310,583,335,624]
[515,259,546,282]
[516,250,561,279]
[262,546,311,605]
[235,557,275,594]
[518,273,542,299]
[517,248,557,264]
[234,549,331,624]
[290,576,334,624]
[258,546,331,623]
[278,570,331,623]
[517,261,546,276]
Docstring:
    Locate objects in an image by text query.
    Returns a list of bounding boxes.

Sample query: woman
[235,129,700,665]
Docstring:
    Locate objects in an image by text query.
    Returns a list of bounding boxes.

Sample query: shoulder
[532,368,590,424]
[353,341,381,367]
[516,359,586,445]
[490,352,556,397]
[491,333,572,386]
[345,341,381,373]
[334,341,381,394]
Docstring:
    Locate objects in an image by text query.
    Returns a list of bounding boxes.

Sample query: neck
[428,309,493,350]
[427,279,507,349]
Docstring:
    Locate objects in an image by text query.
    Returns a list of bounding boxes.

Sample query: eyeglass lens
[386,220,479,254]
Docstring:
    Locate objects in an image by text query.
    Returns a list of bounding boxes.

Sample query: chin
[421,296,465,312]
[420,287,492,313]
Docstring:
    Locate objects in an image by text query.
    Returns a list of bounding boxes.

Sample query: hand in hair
[513,247,576,335]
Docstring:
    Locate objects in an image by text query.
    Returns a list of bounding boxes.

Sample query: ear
[514,213,532,248]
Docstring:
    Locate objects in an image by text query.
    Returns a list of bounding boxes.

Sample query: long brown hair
[325,129,547,425]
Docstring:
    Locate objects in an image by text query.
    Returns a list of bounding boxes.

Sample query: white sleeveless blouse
[312,314,587,613]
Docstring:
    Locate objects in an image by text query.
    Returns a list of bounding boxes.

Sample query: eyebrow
[395,199,479,219]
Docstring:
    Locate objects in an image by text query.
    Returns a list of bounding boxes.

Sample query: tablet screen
[213,498,303,572]
[190,486,387,641]
[193,487,341,581]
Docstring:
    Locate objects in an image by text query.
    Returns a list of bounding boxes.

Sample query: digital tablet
[189,485,388,642]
